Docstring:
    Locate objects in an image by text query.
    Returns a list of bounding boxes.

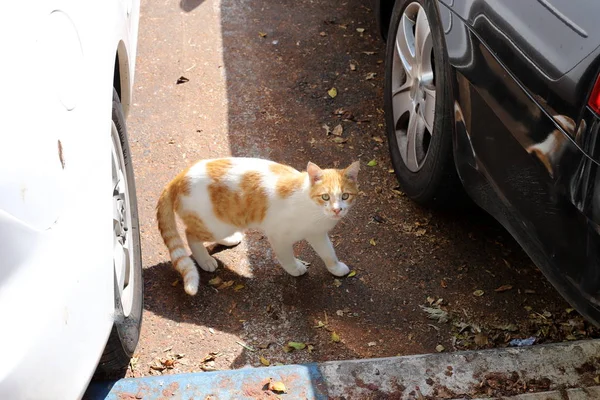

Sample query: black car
[375,0,600,325]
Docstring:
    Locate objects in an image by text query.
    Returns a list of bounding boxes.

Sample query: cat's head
[307,161,360,220]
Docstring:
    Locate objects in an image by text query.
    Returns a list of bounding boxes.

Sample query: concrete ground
[125,0,599,391]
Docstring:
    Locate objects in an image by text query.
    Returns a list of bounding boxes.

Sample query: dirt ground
[126,0,599,377]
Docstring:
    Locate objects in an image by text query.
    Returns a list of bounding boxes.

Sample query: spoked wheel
[94,89,143,379]
[384,0,461,205]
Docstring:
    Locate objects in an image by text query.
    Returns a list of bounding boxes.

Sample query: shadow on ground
[134,0,598,379]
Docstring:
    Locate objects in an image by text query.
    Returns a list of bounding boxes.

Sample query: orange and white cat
[157,157,360,295]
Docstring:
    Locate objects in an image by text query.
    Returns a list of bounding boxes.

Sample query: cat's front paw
[282,259,308,277]
[327,261,350,277]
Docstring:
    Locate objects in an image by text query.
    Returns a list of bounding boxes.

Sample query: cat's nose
[333,207,342,215]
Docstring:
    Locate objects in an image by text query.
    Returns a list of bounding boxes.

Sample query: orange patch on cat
[269,163,305,198]
[181,212,214,242]
[206,158,232,182]
[309,168,359,204]
[209,171,268,227]
[169,167,192,211]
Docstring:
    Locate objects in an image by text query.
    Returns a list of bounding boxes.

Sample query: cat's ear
[344,161,360,182]
[307,161,323,185]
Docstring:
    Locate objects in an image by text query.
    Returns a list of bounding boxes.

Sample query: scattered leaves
[328,87,338,98]
[332,124,343,136]
[260,356,270,366]
[420,306,449,323]
[217,280,235,290]
[287,342,307,350]
[348,270,357,278]
[236,341,256,352]
[331,332,341,342]
[494,285,513,293]
[473,290,485,297]
[208,276,223,286]
[474,333,489,346]
[436,344,445,352]
[365,72,377,80]
[268,381,287,393]
[367,159,377,167]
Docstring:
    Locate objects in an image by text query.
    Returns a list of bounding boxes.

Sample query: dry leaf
[234,284,245,291]
[365,72,377,80]
[319,31,327,37]
[258,32,267,38]
[369,238,376,246]
[269,381,287,393]
[372,136,384,143]
[350,63,357,71]
[333,279,342,287]
[494,285,513,293]
[415,228,426,237]
[333,137,348,144]
[367,159,377,167]
[217,280,234,290]
[331,332,341,342]
[436,344,445,352]
[420,306,449,323]
[362,51,375,55]
[208,276,222,286]
[287,342,306,350]
[314,320,325,328]
[307,344,315,353]
[348,270,357,278]
[356,28,365,33]
[260,356,270,366]
[367,341,377,347]
[322,124,332,135]
[474,333,489,346]
[473,290,484,297]
[441,279,447,288]
[171,280,179,287]
[332,124,343,136]
[328,87,338,98]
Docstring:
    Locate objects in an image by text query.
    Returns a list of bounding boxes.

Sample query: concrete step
[84,339,600,399]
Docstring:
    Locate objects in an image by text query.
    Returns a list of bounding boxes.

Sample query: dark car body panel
[376,0,600,324]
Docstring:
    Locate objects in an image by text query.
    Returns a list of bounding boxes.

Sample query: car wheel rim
[111,121,135,317]
[391,2,436,172]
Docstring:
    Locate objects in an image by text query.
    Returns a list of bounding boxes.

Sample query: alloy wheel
[391,2,436,172]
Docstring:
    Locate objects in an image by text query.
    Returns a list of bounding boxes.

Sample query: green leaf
[287,341,306,350]
[367,159,377,167]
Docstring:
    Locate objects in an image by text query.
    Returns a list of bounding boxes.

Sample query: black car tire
[93,89,143,380]
[384,0,461,206]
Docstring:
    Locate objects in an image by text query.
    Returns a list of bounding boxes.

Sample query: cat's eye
[321,194,330,201]
[342,193,350,200]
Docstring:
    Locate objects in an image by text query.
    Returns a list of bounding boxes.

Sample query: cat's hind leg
[186,230,219,272]
[216,232,244,247]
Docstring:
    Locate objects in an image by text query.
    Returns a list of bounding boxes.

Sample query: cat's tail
[156,184,199,296]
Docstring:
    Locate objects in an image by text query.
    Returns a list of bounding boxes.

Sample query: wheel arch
[113,40,132,117]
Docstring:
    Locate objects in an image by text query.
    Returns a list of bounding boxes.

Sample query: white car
[0,1,143,399]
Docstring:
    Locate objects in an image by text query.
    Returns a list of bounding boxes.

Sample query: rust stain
[57,140,65,169]
[158,382,179,399]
